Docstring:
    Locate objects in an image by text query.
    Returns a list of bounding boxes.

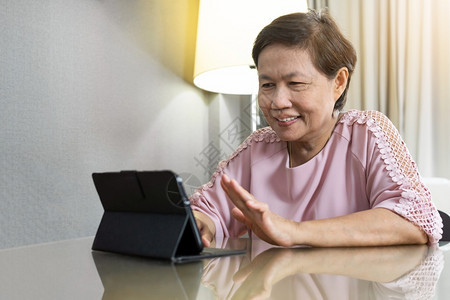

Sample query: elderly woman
[190,10,442,247]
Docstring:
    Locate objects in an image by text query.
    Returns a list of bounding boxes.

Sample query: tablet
[91,170,245,262]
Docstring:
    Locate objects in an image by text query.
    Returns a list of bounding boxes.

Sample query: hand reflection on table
[202,239,444,300]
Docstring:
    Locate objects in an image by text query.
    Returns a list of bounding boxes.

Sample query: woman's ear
[334,67,349,101]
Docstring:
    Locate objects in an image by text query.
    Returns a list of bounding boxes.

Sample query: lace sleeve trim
[340,110,443,243]
[190,127,280,205]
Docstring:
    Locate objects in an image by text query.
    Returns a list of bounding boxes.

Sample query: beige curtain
[327,0,450,179]
[308,0,328,10]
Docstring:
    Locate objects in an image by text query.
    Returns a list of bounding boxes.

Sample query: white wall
[0,0,219,248]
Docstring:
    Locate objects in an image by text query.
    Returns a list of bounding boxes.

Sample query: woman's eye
[289,81,308,90]
[261,83,274,88]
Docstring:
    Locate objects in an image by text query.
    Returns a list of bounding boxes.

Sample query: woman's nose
[271,87,292,110]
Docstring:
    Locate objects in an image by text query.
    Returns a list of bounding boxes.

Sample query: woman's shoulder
[338,109,399,138]
[247,126,281,143]
[226,127,281,163]
[335,109,404,165]
[340,109,391,126]
[193,127,283,192]
[226,126,282,161]
[338,109,413,181]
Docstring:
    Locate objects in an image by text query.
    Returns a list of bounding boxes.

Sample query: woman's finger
[232,207,250,225]
[221,174,250,212]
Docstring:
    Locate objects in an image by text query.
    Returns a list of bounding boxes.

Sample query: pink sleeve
[189,134,256,241]
[362,111,443,244]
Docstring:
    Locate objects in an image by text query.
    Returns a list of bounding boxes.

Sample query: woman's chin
[271,130,300,142]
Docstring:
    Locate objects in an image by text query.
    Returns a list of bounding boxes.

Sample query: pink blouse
[190,110,443,244]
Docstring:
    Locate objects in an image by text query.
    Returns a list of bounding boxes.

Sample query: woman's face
[257,44,345,145]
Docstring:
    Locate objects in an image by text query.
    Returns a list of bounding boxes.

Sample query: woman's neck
[288,113,342,168]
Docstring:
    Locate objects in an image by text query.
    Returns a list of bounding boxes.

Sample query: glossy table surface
[0,237,449,299]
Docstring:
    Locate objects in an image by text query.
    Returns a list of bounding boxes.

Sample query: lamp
[193,0,308,95]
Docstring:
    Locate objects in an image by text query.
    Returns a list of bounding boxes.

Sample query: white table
[0,237,449,299]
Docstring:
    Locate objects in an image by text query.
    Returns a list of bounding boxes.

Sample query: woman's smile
[275,115,301,127]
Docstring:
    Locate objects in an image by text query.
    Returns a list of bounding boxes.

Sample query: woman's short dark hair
[252,10,357,111]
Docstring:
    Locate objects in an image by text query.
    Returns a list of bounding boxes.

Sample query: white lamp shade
[194,0,308,95]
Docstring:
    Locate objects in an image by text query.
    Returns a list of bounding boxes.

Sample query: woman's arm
[221,174,427,247]
[294,208,427,247]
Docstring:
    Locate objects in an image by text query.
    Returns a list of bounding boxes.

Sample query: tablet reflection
[92,251,203,299]
[202,240,444,300]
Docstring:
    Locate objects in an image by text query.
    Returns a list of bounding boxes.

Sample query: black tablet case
[91,170,205,261]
